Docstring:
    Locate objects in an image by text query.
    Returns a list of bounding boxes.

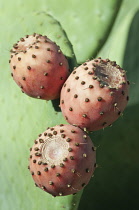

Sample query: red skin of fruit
[60,58,129,131]
[29,124,96,196]
[10,33,70,100]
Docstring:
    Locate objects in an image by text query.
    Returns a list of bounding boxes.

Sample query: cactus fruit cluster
[9,33,129,197]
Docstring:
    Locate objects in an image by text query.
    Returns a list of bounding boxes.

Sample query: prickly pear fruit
[9,33,70,100]
[60,58,129,131]
[28,124,96,196]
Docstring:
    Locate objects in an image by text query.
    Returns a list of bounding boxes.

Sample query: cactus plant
[1,0,139,210]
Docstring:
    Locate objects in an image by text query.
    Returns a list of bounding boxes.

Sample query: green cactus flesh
[0,11,80,210]
[2,0,122,65]
[45,0,123,64]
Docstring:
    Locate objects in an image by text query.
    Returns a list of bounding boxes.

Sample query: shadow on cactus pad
[79,10,139,210]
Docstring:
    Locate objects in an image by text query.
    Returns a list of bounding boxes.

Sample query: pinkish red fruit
[9,33,70,100]
[29,124,96,196]
[60,58,129,131]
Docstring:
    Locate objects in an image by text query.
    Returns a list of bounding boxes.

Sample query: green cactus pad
[0,10,79,210]
[3,0,122,65]
[44,0,122,63]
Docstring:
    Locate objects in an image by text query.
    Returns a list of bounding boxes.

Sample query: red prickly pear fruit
[60,58,129,131]
[9,33,70,100]
[28,124,96,197]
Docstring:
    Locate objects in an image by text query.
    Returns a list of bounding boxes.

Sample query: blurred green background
[0,0,139,209]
